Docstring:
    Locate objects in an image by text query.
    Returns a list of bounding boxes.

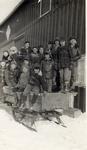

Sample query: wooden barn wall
[24,0,85,54]
[0,0,85,54]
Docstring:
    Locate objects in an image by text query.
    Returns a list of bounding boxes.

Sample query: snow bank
[0,109,87,150]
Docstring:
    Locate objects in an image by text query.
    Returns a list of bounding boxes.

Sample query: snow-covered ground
[0,108,87,150]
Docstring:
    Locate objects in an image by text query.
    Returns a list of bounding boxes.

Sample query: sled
[12,107,66,132]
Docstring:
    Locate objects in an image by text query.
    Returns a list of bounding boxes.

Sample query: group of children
[0,37,81,110]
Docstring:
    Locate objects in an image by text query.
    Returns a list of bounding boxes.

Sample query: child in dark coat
[24,64,47,110]
[58,38,71,92]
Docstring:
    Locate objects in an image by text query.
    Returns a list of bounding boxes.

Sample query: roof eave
[0,0,25,26]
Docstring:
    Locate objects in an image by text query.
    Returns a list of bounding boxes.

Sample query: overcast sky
[0,0,22,24]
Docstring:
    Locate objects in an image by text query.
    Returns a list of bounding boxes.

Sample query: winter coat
[39,53,44,63]
[30,52,40,65]
[41,59,55,79]
[58,46,71,69]
[51,47,60,70]
[29,72,47,92]
[69,47,81,62]
[2,55,9,63]
[0,67,6,86]
[5,67,19,88]
[45,48,52,58]
[22,47,32,60]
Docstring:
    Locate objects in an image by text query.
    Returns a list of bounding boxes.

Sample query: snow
[0,109,87,150]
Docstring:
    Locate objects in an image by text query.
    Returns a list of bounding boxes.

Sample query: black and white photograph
[0,0,86,150]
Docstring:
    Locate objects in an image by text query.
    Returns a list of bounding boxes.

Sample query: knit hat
[24,41,30,44]
[34,63,40,69]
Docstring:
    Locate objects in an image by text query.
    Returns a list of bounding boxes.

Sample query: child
[41,52,55,92]
[69,38,81,88]
[58,38,71,92]
[24,63,47,110]
[4,62,19,106]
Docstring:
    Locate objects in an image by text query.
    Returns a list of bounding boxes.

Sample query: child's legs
[46,79,52,92]
[72,62,78,82]
[59,69,64,87]
[23,84,30,96]
[56,70,61,90]
[64,68,71,83]
[70,62,78,87]
[16,92,22,106]
[30,86,40,106]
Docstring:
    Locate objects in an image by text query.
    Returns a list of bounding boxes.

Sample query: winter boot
[60,83,64,93]
[64,82,70,92]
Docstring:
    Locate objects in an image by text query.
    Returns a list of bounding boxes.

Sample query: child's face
[24,60,29,65]
[23,67,28,73]
[55,40,59,47]
[45,54,50,60]
[3,52,9,57]
[34,68,40,74]
[33,48,38,53]
[39,47,44,54]
[25,42,30,49]
[60,41,65,47]
[70,39,77,47]
[1,62,6,69]
[10,64,16,71]
[48,44,52,49]
[10,49,17,56]
[18,50,21,55]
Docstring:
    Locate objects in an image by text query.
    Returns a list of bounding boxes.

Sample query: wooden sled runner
[12,107,67,132]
